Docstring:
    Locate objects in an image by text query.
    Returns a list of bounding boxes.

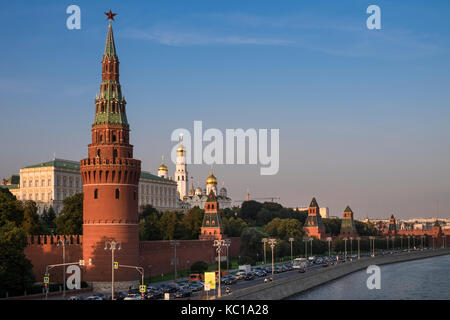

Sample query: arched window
[112,134,117,142]
[97,149,101,157]
[113,149,118,158]
[94,189,98,199]
[115,189,120,199]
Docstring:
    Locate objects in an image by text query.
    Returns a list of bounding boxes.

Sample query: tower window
[112,134,117,142]
[97,149,101,157]
[115,189,120,199]
[94,189,98,199]
[113,149,118,158]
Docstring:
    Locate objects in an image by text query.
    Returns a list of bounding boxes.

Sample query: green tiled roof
[23,160,174,183]
[140,171,175,183]
[24,159,80,171]
[0,184,19,190]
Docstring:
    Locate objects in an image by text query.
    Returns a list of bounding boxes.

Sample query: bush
[190,261,209,274]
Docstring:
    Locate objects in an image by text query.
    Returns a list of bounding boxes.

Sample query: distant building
[340,206,358,238]
[294,206,329,219]
[303,197,327,240]
[5,158,179,214]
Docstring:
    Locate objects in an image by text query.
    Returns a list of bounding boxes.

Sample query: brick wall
[24,236,241,283]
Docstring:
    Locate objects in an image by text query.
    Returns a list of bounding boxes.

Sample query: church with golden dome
[156,136,232,211]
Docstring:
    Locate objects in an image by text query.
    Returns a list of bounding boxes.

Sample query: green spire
[93,20,129,127]
[104,22,117,58]
[344,206,353,213]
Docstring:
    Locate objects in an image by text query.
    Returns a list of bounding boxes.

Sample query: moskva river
[291,254,450,300]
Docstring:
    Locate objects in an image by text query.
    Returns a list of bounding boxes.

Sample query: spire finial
[105,9,117,22]
[161,155,165,164]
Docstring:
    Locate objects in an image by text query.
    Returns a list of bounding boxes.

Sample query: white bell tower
[175,134,188,199]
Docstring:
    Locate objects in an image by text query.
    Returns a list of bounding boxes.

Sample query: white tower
[158,155,168,179]
[175,134,188,199]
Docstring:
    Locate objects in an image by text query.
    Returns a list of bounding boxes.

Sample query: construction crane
[232,190,280,204]
[233,197,281,204]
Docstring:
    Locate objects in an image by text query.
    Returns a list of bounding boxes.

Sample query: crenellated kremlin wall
[24,235,241,284]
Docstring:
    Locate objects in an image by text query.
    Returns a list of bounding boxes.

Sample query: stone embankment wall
[221,248,450,300]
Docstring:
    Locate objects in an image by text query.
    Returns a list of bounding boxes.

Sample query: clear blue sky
[1,0,449,219]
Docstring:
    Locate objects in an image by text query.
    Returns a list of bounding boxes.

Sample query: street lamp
[421,235,425,251]
[349,237,353,257]
[104,240,121,300]
[57,237,70,298]
[268,239,277,279]
[386,236,389,251]
[343,237,348,260]
[213,240,225,298]
[303,237,308,259]
[407,236,411,252]
[309,238,313,257]
[326,237,332,258]
[357,237,361,260]
[261,238,268,265]
[288,238,294,262]
[224,239,231,272]
[369,236,375,257]
[170,240,180,282]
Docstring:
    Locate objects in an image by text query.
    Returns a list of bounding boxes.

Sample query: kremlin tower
[340,206,359,238]
[80,11,141,290]
[199,191,224,240]
[303,197,327,240]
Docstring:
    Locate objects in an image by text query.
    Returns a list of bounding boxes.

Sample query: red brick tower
[340,206,359,238]
[199,191,224,240]
[80,12,141,289]
[303,197,327,240]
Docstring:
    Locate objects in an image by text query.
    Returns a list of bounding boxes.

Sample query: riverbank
[220,248,450,300]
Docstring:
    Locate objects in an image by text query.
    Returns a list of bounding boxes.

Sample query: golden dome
[158,164,168,171]
[206,172,218,185]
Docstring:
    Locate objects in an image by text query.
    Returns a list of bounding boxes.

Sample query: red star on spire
[105,9,117,21]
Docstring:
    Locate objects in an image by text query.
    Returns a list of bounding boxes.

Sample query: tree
[240,200,263,222]
[240,227,267,262]
[139,210,162,241]
[159,211,182,240]
[55,193,83,235]
[0,221,35,297]
[223,217,247,237]
[0,189,23,227]
[190,261,209,274]
[323,218,342,236]
[139,204,158,221]
[41,206,56,234]
[181,206,204,239]
[20,201,42,235]
[265,218,304,240]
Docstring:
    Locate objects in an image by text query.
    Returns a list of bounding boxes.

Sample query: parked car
[85,295,103,300]
[254,270,267,277]
[174,289,192,298]
[235,271,246,280]
[298,267,306,273]
[145,289,163,300]
[244,272,255,280]
[223,276,237,285]
[124,294,143,300]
